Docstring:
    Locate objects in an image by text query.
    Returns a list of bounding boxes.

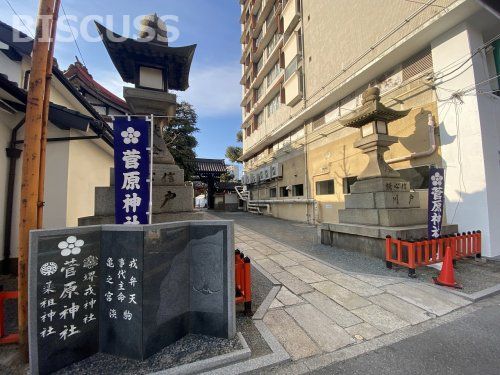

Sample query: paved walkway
[234,224,471,362]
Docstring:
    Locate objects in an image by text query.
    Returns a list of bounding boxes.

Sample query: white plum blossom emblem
[40,262,58,276]
[121,127,141,145]
[431,172,444,187]
[58,236,84,257]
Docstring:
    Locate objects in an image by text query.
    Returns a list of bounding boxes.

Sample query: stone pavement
[234,224,471,362]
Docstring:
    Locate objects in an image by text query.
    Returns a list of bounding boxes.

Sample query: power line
[401,0,445,8]
[61,1,87,67]
[4,0,34,38]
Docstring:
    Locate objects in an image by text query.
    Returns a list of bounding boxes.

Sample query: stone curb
[150,332,251,375]
[204,321,290,374]
[252,285,281,321]
[432,282,500,302]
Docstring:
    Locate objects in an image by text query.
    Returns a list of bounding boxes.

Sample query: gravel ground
[211,211,500,293]
[55,334,241,375]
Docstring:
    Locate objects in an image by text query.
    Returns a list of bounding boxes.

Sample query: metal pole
[149,114,154,224]
[17,0,57,360]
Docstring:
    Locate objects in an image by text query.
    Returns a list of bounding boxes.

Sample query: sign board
[113,118,150,224]
[29,221,235,375]
[428,166,445,239]
[29,228,101,375]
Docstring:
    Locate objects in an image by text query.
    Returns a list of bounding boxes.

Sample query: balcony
[282,0,300,37]
[284,54,301,81]
[283,68,302,106]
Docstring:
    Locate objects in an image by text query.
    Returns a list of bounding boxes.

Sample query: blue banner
[428,166,445,239]
[113,118,150,224]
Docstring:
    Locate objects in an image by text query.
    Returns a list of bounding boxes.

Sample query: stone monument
[319,87,457,260]
[80,16,198,225]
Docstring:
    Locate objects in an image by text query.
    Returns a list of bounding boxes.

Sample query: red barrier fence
[235,250,252,315]
[386,231,481,277]
[0,291,19,345]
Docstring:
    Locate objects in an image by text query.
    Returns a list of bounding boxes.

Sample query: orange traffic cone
[433,246,462,289]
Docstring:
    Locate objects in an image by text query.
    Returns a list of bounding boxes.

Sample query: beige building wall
[66,134,113,227]
[238,0,483,224]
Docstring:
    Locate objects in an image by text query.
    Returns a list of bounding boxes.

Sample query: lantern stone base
[319,222,458,260]
[321,175,456,259]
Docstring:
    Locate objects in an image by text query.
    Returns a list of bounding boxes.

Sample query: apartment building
[239,0,500,258]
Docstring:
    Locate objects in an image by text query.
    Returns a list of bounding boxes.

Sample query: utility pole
[18,0,59,360]
[37,0,61,228]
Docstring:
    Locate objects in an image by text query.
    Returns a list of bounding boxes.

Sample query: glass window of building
[292,184,304,196]
[267,93,281,117]
[316,180,335,195]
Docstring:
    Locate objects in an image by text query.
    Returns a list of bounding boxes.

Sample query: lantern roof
[95,21,196,91]
[339,87,411,128]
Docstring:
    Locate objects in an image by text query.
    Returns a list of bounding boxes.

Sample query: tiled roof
[191,158,227,174]
[64,61,129,111]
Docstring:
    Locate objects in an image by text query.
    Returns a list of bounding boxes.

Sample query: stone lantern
[340,86,410,182]
[92,15,197,214]
[318,86,458,262]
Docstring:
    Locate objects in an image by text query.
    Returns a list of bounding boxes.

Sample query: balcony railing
[285,54,301,81]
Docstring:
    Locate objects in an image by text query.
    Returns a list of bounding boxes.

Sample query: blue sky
[2,0,242,161]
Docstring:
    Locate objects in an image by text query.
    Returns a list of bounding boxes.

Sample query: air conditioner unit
[259,168,266,181]
[270,163,283,178]
[263,166,271,180]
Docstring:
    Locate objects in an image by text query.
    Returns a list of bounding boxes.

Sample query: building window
[316,180,334,195]
[292,184,303,196]
[266,62,282,87]
[256,83,265,101]
[280,186,289,197]
[267,93,281,117]
[343,176,357,194]
[245,126,251,138]
[270,188,277,198]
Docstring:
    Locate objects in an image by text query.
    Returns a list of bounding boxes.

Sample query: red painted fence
[386,231,481,277]
[0,291,19,345]
[235,250,252,315]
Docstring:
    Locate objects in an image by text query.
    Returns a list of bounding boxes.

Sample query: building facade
[0,22,115,273]
[239,0,500,257]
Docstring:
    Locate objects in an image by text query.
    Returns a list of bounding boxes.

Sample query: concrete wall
[301,0,457,108]
[432,22,500,257]
[66,135,113,227]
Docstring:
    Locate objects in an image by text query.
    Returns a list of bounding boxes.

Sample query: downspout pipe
[387,113,437,164]
[2,118,25,274]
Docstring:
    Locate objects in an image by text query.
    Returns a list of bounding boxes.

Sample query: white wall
[0,52,22,85]
[432,22,500,257]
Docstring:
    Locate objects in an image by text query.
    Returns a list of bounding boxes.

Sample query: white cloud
[86,63,242,119]
[90,69,132,99]
[178,63,241,117]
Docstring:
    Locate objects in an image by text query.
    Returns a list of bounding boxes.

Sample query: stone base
[319,222,459,259]
[95,185,194,216]
[338,208,428,226]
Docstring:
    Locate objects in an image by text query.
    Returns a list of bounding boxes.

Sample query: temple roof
[191,158,228,174]
[340,87,411,128]
[95,22,196,92]
[64,61,129,112]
